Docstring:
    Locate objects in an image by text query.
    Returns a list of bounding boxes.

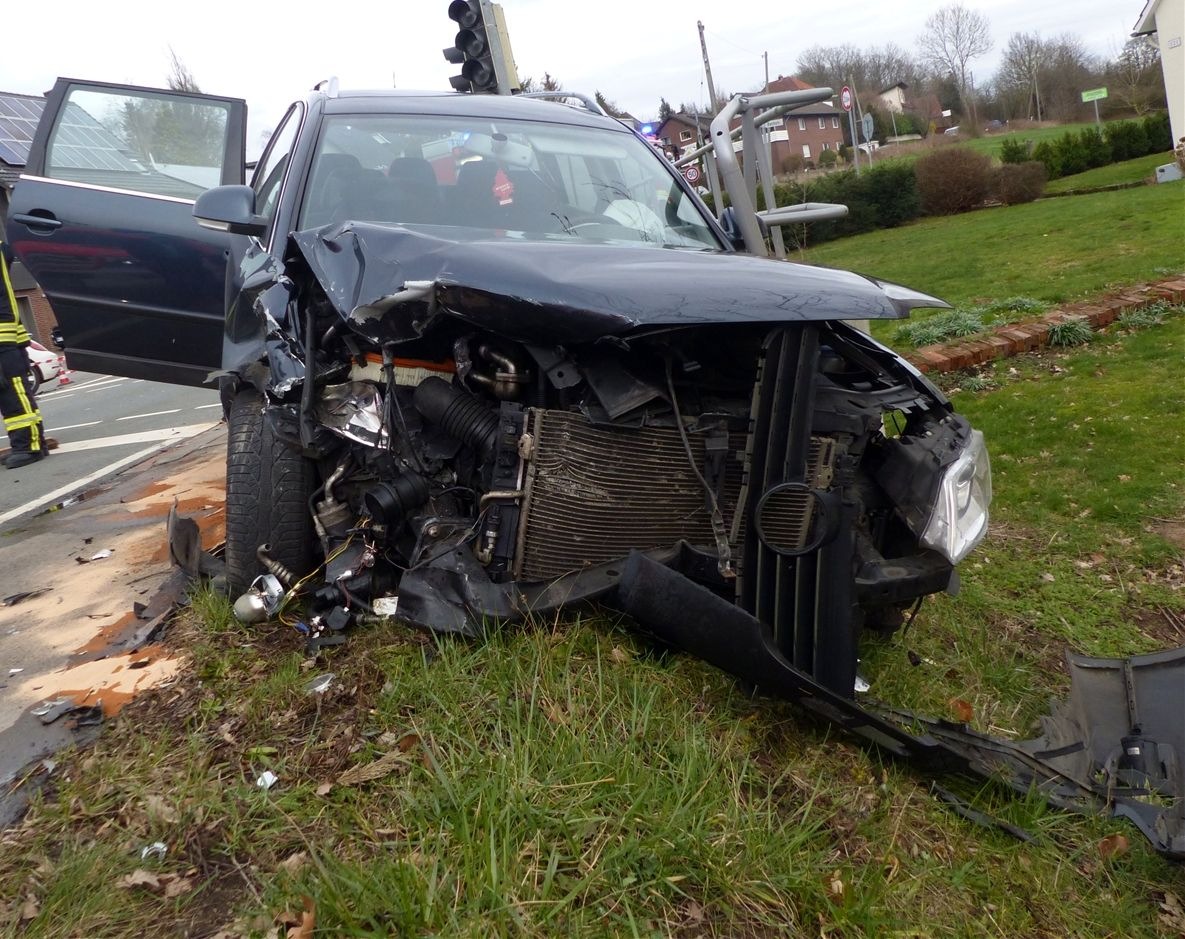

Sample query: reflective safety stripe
[4,412,41,430]
[0,251,31,346]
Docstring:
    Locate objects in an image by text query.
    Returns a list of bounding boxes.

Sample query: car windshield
[296,113,720,250]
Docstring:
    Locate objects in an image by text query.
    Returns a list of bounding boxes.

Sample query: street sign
[1081,87,1108,102]
[682,164,702,185]
[861,112,874,142]
[840,86,853,112]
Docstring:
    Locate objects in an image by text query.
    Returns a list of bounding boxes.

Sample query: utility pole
[763,51,769,93]
[698,21,721,114]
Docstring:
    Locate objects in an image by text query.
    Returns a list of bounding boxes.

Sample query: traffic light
[443,0,520,95]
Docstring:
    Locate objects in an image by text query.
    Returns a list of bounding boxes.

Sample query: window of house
[822,142,829,150]
[832,116,840,128]
[801,144,811,159]
[797,118,806,131]
[680,130,692,141]
[818,117,826,129]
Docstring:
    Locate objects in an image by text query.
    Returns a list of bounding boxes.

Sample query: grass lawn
[799,181,1185,346]
[2,321,1184,932]
[1044,151,1175,193]
[955,122,1096,159]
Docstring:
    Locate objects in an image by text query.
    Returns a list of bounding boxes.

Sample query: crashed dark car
[15,78,1185,861]
[8,79,990,701]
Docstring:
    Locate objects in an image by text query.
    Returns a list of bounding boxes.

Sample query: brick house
[0,91,60,345]
[743,76,845,170]
[655,112,712,159]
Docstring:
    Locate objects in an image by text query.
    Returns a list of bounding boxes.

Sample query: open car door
[6,78,246,386]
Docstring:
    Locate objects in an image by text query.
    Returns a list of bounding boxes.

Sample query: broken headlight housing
[919,429,991,564]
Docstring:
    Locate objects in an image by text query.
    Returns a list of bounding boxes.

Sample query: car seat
[387,157,442,225]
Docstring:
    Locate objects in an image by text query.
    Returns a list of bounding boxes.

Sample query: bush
[894,308,985,346]
[1047,318,1093,347]
[1031,140,1062,179]
[1078,128,1112,168]
[992,161,1047,204]
[1142,111,1172,152]
[785,159,921,245]
[1052,133,1088,176]
[781,153,805,174]
[1105,119,1150,161]
[914,148,994,215]
[999,137,1030,164]
[818,149,839,167]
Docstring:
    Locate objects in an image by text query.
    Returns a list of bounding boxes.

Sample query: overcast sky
[2,0,1142,156]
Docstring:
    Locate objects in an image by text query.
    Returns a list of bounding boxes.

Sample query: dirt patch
[1150,518,1185,551]
[1125,605,1185,649]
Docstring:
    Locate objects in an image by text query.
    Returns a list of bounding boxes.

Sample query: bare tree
[796,43,924,96]
[519,72,563,93]
[167,48,202,93]
[918,4,992,129]
[1108,37,1165,115]
[998,32,1044,121]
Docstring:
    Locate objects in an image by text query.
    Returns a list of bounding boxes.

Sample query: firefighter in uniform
[0,239,47,469]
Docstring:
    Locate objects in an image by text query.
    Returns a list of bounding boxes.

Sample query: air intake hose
[413,376,500,458]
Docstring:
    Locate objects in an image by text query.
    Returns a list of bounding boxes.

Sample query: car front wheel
[26,367,41,395]
[225,389,317,595]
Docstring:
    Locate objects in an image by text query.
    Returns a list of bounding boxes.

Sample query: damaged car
[7,78,990,701]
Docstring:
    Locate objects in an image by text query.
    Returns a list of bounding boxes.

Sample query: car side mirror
[194,185,267,237]
[719,206,769,253]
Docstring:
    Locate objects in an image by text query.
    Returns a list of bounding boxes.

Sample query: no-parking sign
[840,86,853,112]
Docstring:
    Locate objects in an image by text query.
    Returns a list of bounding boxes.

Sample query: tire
[26,368,41,395]
[225,389,317,595]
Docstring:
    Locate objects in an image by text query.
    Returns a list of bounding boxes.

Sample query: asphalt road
[0,371,222,524]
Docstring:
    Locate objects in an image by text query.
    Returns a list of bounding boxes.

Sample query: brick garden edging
[905,277,1185,374]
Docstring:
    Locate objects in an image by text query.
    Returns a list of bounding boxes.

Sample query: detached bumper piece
[617,552,1185,861]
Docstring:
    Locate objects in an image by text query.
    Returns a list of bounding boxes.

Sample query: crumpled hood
[290,223,948,345]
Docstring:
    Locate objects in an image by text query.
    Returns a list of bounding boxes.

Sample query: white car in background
[26,340,62,393]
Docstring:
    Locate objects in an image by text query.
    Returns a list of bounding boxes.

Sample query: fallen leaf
[948,698,974,723]
[20,894,39,921]
[287,896,315,939]
[119,869,162,890]
[826,870,845,902]
[279,852,308,874]
[144,794,179,824]
[315,782,333,797]
[609,646,630,664]
[1041,572,1056,583]
[395,732,421,752]
[1098,833,1130,859]
[337,750,411,786]
[163,875,194,898]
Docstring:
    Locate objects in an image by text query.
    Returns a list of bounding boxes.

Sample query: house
[1134,0,1185,143]
[655,112,712,159]
[877,82,908,114]
[0,91,60,346]
[745,76,845,169]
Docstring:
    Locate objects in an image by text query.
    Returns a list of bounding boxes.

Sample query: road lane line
[0,445,161,526]
[195,403,222,409]
[116,409,182,421]
[56,423,214,453]
[48,421,103,432]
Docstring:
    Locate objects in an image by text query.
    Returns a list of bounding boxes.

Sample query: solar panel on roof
[0,93,45,167]
[49,100,140,172]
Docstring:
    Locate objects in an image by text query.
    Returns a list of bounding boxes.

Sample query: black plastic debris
[2,588,50,607]
[31,698,75,725]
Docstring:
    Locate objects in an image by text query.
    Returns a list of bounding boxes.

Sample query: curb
[906,277,1185,375]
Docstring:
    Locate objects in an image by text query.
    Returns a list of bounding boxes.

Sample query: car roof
[317,89,628,131]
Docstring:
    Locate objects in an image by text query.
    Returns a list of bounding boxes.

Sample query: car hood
[290,222,948,346]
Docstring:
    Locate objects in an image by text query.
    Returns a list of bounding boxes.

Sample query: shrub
[1047,318,1093,347]
[1105,119,1150,161]
[786,159,921,245]
[895,308,985,346]
[992,161,1047,204]
[859,159,920,227]
[838,144,853,163]
[1142,111,1172,152]
[1031,140,1062,179]
[781,153,805,174]
[1078,128,1112,168]
[818,149,839,167]
[986,296,1048,321]
[914,148,994,215]
[1052,133,1088,176]
[999,137,1030,164]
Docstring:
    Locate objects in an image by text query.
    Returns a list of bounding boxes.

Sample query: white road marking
[116,409,182,421]
[0,445,162,526]
[56,423,213,453]
[195,403,222,410]
[48,420,103,432]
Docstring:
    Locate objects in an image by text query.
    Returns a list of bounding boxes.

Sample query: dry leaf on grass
[279,852,308,874]
[315,782,333,797]
[117,869,193,897]
[948,698,975,723]
[337,750,412,786]
[1158,891,1185,934]
[20,895,40,921]
[609,646,630,664]
[143,794,179,824]
[279,896,316,939]
[1098,833,1130,859]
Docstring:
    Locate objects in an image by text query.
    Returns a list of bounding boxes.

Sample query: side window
[252,103,302,227]
[46,86,233,199]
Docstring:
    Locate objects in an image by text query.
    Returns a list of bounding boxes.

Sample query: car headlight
[920,429,991,565]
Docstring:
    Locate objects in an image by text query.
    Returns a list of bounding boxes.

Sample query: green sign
[1081,87,1108,103]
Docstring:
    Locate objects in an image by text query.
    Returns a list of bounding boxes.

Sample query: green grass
[801,182,1185,345]
[954,122,1096,159]
[1044,152,1173,193]
[3,316,1185,936]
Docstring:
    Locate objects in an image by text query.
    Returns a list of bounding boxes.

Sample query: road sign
[1081,87,1108,103]
[861,112,874,142]
[840,86,853,112]
[682,164,702,185]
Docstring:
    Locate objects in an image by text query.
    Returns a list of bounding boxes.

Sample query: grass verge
[2,317,1184,936]
[1044,152,1172,194]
